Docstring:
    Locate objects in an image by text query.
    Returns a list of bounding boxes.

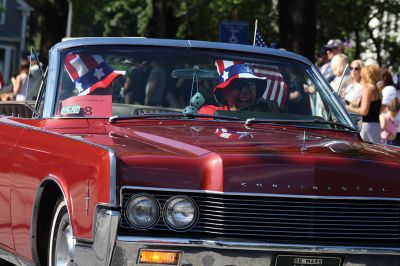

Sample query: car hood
[84,121,400,197]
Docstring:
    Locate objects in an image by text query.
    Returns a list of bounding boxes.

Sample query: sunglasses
[349,67,361,71]
[230,79,256,90]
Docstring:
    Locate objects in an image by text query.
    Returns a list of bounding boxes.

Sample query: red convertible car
[0,38,399,266]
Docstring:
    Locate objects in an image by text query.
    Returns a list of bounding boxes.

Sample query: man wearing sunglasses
[320,39,344,83]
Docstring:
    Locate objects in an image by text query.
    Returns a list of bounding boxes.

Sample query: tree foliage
[25,0,400,71]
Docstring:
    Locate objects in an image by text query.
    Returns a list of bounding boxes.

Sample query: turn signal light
[138,250,181,265]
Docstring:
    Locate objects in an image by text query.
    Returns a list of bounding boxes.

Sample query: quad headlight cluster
[125,194,198,231]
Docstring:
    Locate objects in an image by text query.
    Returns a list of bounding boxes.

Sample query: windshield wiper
[245,118,357,131]
[109,112,241,123]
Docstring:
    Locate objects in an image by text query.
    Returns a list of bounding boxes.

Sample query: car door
[0,121,23,249]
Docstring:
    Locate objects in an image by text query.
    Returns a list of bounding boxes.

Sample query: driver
[199,60,266,115]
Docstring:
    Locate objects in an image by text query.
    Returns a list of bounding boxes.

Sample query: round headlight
[126,194,160,229]
[163,196,198,231]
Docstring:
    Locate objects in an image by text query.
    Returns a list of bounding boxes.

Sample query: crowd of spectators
[318,39,400,145]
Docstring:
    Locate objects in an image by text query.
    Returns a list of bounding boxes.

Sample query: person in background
[144,61,166,106]
[379,98,400,145]
[379,69,397,113]
[123,61,149,105]
[346,64,382,143]
[315,47,328,68]
[13,61,30,101]
[344,59,364,107]
[320,39,344,83]
[329,53,351,100]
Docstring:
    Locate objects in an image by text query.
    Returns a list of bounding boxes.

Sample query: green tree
[26,0,69,64]
[278,0,316,61]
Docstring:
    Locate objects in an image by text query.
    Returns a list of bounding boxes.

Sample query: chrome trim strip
[0,247,34,266]
[120,185,400,201]
[310,65,357,131]
[52,37,311,66]
[43,45,60,118]
[108,150,117,205]
[74,208,119,266]
[116,236,400,256]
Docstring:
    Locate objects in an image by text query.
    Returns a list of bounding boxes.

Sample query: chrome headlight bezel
[163,195,199,231]
[125,193,160,230]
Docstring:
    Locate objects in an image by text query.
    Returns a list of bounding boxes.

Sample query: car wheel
[48,198,74,266]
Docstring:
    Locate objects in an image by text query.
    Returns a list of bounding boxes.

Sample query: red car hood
[84,121,400,198]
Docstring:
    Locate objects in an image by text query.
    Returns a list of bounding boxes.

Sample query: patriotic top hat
[64,53,121,95]
[214,60,265,91]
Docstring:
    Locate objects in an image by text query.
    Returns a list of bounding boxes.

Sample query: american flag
[254,27,267,47]
[253,26,288,110]
[252,64,288,110]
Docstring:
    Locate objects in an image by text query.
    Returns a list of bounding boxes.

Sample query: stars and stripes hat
[214,60,266,90]
[64,53,121,95]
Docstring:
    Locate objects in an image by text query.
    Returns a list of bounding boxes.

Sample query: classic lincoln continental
[0,37,399,266]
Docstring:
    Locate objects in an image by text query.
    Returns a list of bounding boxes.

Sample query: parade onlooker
[123,61,149,105]
[346,64,382,143]
[329,53,351,99]
[144,61,166,106]
[344,59,364,106]
[379,98,400,145]
[320,39,344,83]
[13,61,30,101]
[379,69,397,113]
[315,47,328,68]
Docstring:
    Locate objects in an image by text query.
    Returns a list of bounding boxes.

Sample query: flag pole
[253,19,258,45]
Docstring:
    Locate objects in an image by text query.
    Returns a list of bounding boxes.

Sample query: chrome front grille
[120,188,400,245]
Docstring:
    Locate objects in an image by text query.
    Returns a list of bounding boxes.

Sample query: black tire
[48,198,74,266]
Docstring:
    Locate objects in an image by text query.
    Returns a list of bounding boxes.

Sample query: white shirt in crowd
[382,85,397,106]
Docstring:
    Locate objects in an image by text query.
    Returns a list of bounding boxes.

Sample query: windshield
[54,46,352,129]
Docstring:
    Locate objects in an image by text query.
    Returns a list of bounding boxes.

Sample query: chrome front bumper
[111,236,400,266]
[74,208,400,266]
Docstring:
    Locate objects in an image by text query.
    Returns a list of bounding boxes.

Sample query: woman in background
[346,64,382,143]
[379,69,397,113]
[329,54,351,100]
[344,59,364,107]
[13,61,29,101]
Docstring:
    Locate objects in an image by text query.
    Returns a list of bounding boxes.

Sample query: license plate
[275,255,342,266]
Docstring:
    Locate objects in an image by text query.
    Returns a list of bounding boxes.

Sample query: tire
[48,198,74,266]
